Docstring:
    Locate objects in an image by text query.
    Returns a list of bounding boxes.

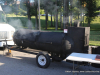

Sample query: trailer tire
[36,52,50,68]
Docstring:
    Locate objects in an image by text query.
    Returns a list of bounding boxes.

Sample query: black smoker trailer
[13,27,90,68]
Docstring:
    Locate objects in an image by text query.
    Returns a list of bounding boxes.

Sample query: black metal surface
[13,29,74,54]
[91,46,100,68]
[92,46,100,54]
[68,27,90,53]
[13,27,90,58]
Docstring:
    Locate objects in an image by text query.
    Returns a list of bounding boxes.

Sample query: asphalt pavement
[0,48,100,75]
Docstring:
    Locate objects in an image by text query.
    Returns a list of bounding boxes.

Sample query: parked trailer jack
[4,39,13,57]
[6,49,13,57]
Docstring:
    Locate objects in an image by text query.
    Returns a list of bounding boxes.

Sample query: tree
[78,0,98,27]
[55,0,58,30]
[69,0,73,27]
[40,0,63,30]
[25,0,31,20]
[85,0,97,26]
[63,0,69,29]
[23,0,38,29]
[70,0,98,27]
[31,0,38,29]
[40,0,49,30]
[0,0,19,15]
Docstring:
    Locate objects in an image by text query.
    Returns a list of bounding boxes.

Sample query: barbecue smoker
[13,27,90,68]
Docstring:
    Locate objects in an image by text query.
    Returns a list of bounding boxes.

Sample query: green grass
[89,31,100,46]
[6,15,61,30]
[89,41,100,46]
[6,14,100,46]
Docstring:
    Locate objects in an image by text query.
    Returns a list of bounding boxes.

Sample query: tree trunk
[63,0,65,29]
[63,0,69,29]
[27,0,31,20]
[55,0,58,30]
[35,7,38,30]
[54,16,55,27]
[55,13,58,30]
[60,12,63,29]
[69,0,72,27]
[67,0,69,28]
[35,15,38,30]
[51,13,53,27]
[80,1,82,26]
[88,20,90,27]
[60,0,63,29]
[16,0,17,17]
[45,10,48,30]
[83,14,84,26]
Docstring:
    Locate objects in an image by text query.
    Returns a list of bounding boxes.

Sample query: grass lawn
[6,14,100,46]
[90,31,100,46]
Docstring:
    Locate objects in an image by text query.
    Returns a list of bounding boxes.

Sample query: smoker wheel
[36,52,50,68]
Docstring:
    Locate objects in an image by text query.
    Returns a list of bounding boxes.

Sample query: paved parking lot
[0,48,100,75]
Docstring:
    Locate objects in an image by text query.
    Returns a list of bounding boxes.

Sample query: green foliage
[89,31,100,46]
[71,0,99,26]
[72,7,80,19]
[11,4,18,14]
[40,9,45,14]
[85,0,98,25]
[30,6,37,16]
[24,0,38,17]
[96,0,100,7]
[18,8,27,16]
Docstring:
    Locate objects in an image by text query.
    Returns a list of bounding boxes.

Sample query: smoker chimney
[74,20,80,27]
